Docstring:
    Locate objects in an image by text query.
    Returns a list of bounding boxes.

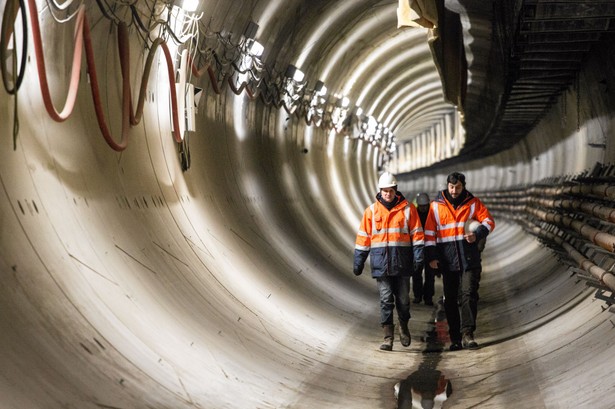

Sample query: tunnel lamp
[285,64,305,83]
[230,38,265,94]
[243,21,259,40]
[247,38,264,57]
[280,65,307,114]
[330,96,351,132]
[366,116,378,136]
[306,81,328,126]
[314,80,327,96]
[182,0,199,11]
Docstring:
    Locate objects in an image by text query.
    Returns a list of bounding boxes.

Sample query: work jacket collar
[438,189,474,209]
[376,191,407,211]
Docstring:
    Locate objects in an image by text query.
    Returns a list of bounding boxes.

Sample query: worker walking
[354,172,425,351]
[424,172,495,350]
[412,192,436,306]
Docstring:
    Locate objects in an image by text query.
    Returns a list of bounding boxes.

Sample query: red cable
[186,53,222,95]
[27,0,84,122]
[82,16,128,151]
[27,0,184,150]
[161,41,183,143]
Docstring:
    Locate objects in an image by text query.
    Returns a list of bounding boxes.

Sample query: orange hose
[81,16,128,150]
[27,0,84,122]
[26,0,184,150]
[160,41,183,143]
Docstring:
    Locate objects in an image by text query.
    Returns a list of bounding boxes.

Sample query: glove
[353,266,363,276]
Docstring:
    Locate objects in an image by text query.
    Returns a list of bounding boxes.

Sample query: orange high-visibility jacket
[354,194,425,278]
[424,190,495,272]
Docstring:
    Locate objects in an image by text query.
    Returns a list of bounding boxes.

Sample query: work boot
[380,324,394,351]
[462,332,479,349]
[399,321,411,347]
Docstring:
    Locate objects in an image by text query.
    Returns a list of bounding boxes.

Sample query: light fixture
[306,80,329,126]
[182,0,199,12]
[228,33,266,95]
[330,95,351,132]
[247,38,264,57]
[285,64,305,83]
[314,80,327,96]
[243,21,259,40]
[280,65,307,114]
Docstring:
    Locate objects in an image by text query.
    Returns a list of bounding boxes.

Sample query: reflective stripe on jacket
[424,190,494,272]
[354,196,424,278]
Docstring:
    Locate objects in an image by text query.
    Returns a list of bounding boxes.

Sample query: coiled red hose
[26,0,182,150]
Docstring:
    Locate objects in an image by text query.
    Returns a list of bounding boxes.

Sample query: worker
[412,192,436,306]
[354,172,425,351]
[424,172,495,350]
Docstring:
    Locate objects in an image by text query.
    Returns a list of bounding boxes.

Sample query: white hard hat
[416,192,430,206]
[378,172,397,189]
[464,219,482,233]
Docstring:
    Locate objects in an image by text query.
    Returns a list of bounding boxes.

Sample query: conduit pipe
[531,197,615,224]
[529,184,615,201]
[526,206,615,253]
[529,225,615,292]
[484,188,615,225]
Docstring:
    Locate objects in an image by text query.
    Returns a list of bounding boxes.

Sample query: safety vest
[354,197,425,278]
[424,190,494,271]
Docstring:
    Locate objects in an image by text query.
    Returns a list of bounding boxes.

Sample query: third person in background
[424,172,495,351]
[412,192,436,306]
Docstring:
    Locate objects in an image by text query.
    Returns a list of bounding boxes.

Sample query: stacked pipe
[479,163,615,297]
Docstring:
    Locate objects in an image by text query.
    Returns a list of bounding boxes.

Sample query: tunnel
[1,0,615,408]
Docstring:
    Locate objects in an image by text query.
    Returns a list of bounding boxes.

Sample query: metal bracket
[568,267,586,277]
[594,289,615,306]
[576,272,603,287]
[584,243,615,258]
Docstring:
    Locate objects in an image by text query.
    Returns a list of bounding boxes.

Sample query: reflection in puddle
[423,297,450,353]
[394,298,452,408]
[394,365,452,409]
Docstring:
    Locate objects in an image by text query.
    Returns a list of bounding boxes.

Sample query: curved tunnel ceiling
[275,0,452,144]
[1,1,615,409]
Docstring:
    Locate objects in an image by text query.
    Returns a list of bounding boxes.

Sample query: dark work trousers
[412,264,436,302]
[377,276,411,326]
[441,267,482,343]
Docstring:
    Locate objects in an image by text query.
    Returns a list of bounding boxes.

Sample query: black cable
[1,0,28,94]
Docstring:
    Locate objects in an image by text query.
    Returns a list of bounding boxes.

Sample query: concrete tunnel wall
[1,1,615,409]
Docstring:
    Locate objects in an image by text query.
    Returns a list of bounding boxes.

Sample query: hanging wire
[48,0,78,10]
[3,0,390,153]
[93,0,123,24]
[1,0,28,94]
[44,0,83,23]
[93,0,134,26]
[10,18,20,150]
